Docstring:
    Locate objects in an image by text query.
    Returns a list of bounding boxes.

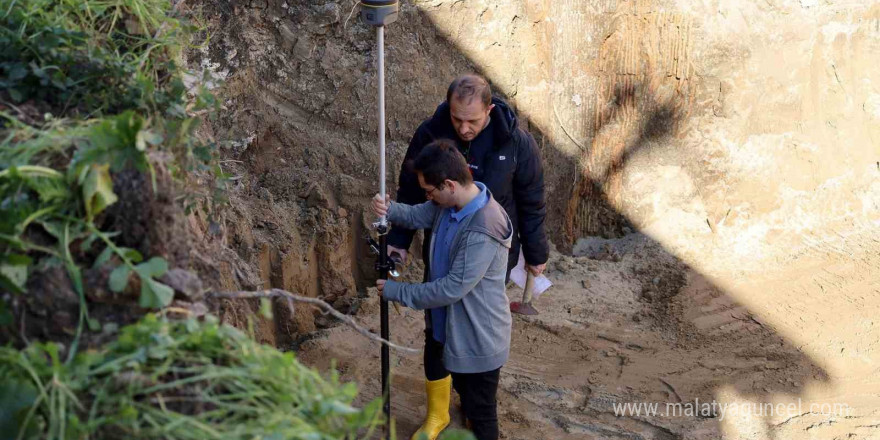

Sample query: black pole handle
[378,233,391,439]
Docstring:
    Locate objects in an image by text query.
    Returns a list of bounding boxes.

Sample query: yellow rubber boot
[411,375,452,440]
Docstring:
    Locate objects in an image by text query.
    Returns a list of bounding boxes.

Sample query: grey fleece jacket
[383,191,513,374]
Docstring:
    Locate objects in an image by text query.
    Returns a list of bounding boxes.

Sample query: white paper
[509,251,552,299]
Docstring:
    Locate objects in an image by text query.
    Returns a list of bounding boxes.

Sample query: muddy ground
[298,228,878,439]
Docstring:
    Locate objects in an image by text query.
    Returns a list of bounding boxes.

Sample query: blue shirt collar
[450,182,488,221]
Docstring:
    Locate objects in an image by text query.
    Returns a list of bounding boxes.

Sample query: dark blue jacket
[388,97,549,270]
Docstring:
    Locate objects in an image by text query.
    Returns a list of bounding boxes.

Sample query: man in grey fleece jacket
[373,139,513,440]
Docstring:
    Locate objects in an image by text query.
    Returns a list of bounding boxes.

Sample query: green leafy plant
[0,0,224,359]
[0,0,188,117]
[434,430,478,440]
[0,315,385,439]
[0,113,177,339]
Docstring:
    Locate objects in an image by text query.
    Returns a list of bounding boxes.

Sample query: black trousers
[423,329,501,440]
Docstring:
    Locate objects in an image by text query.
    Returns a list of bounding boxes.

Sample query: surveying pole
[360,1,399,437]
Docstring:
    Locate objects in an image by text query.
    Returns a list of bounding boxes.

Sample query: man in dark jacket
[387,74,549,440]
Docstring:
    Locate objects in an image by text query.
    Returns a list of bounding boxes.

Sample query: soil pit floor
[298,232,880,440]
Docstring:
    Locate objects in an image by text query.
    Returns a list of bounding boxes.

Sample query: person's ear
[444,179,456,193]
[487,103,495,115]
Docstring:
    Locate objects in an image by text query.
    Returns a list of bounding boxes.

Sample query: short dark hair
[412,139,473,188]
[446,74,492,108]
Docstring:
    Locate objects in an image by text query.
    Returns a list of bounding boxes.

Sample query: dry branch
[210,289,421,355]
